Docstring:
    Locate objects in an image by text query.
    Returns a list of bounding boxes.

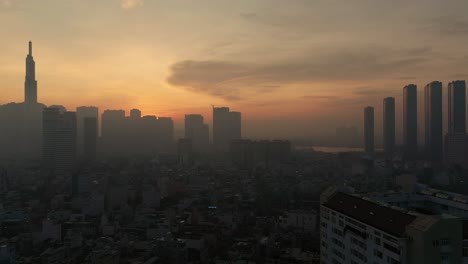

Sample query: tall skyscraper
[448,80,466,134]
[101,110,126,155]
[83,117,98,162]
[185,114,209,152]
[158,117,175,152]
[213,107,242,152]
[42,108,77,175]
[213,107,230,151]
[364,106,374,156]
[24,41,38,104]
[229,111,242,141]
[76,106,98,156]
[55,112,77,175]
[383,97,395,158]
[446,81,467,165]
[425,81,443,162]
[403,84,418,159]
[42,108,61,172]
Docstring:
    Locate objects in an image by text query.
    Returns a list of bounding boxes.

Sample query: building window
[440,239,450,246]
[463,247,468,257]
[374,249,383,259]
[375,237,381,246]
[433,240,439,247]
[441,254,451,262]
[383,243,400,255]
[386,256,400,264]
[351,237,367,250]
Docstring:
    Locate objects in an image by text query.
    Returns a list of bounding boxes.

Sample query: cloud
[302,95,339,100]
[423,17,468,35]
[0,0,13,6]
[121,0,143,9]
[167,46,432,100]
[353,87,397,96]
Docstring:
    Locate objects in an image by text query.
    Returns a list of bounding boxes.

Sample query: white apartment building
[320,186,464,264]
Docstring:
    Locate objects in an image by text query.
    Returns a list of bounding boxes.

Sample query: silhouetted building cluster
[101,109,174,156]
[0,42,248,175]
[363,80,467,166]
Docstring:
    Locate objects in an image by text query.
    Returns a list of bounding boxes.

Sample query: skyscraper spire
[24,41,38,104]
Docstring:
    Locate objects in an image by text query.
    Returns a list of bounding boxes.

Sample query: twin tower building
[364,81,466,164]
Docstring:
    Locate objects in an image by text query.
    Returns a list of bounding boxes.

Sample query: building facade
[383,97,396,158]
[364,107,375,156]
[42,108,77,175]
[24,41,37,104]
[425,81,443,162]
[185,114,209,153]
[403,84,418,159]
[320,187,464,264]
[213,107,242,152]
[448,80,466,134]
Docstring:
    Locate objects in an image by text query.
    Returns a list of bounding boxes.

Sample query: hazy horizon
[2,0,468,142]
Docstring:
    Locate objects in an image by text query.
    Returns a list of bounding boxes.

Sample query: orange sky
[1,0,468,140]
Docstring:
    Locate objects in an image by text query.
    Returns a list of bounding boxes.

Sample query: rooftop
[324,192,417,237]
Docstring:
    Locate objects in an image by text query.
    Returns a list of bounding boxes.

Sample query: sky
[1,0,468,141]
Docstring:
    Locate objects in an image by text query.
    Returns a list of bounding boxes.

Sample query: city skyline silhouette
[2,1,468,142]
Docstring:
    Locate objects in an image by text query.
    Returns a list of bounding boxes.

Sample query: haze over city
[2,0,468,141]
[3,1,468,264]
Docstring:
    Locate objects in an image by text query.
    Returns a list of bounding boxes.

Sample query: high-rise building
[213,107,230,151]
[76,106,98,156]
[425,81,443,162]
[383,97,395,158]
[127,109,143,154]
[130,108,142,119]
[158,117,174,152]
[448,80,466,134]
[185,114,209,152]
[229,111,242,141]
[213,107,242,152]
[55,112,77,175]
[403,84,418,159]
[42,108,61,172]
[42,108,77,175]
[445,80,467,166]
[141,115,158,154]
[363,107,374,156]
[83,117,98,162]
[101,110,126,155]
[24,41,37,104]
